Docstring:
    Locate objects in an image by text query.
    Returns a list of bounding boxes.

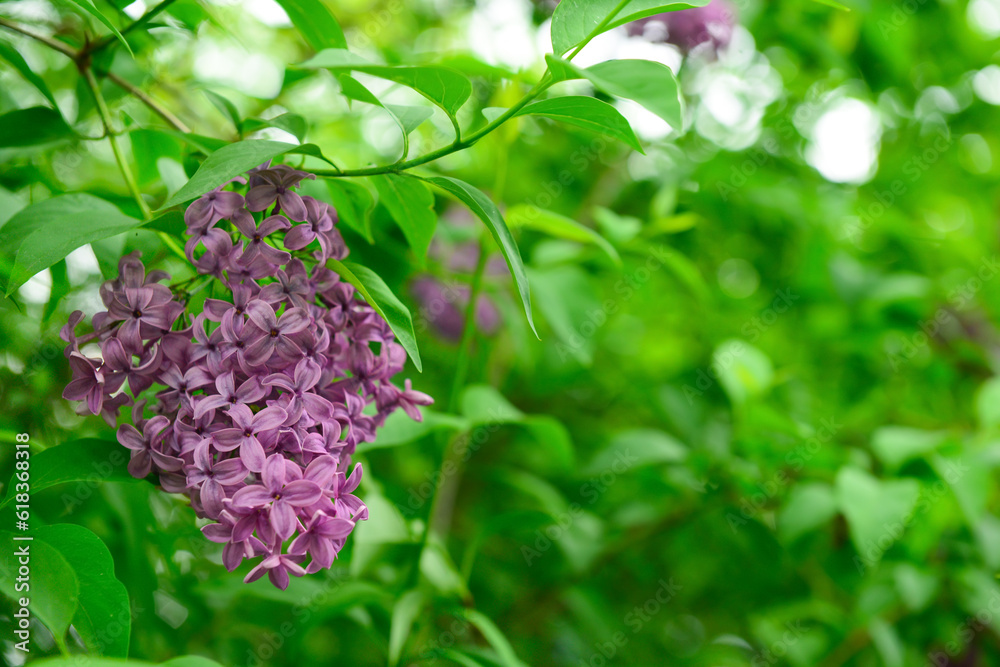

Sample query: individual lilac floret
[60,162,433,589]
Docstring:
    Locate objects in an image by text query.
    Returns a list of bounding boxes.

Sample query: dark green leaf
[0,439,136,509]
[424,176,539,338]
[550,0,711,56]
[299,49,472,118]
[2,194,144,295]
[513,97,643,153]
[0,531,79,645]
[273,0,347,51]
[327,259,422,372]
[461,609,523,667]
[35,525,131,657]
[546,55,683,129]
[243,113,309,142]
[0,41,58,107]
[203,90,242,132]
[158,140,332,210]
[370,174,437,260]
[0,107,76,148]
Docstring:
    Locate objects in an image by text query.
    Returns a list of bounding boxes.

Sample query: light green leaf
[370,173,437,260]
[241,112,309,142]
[712,339,774,405]
[778,482,838,543]
[871,426,947,468]
[507,205,620,265]
[461,609,523,667]
[338,75,433,160]
[0,531,79,646]
[35,525,131,657]
[513,96,643,153]
[550,0,711,56]
[976,376,1000,430]
[424,176,539,338]
[358,409,468,452]
[2,195,144,295]
[273,0,347,51]
[584,428,686,475]
[0,107,75,148]
[389,590,427,667]
[461,384,524,426]
[203,90,241,132]
[546,56,683,128]
[835,467,919,566]
[63,0,133,55]
[0,41,59,108]
[158,140,332,210]
[299,49,472,118]
[327,259,422,372]
[0,439,136,509]
[326,179,374,243]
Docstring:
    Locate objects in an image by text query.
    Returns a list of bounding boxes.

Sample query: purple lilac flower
[627,0,736,56]
[411,277,501,342]
[60,163,432,589]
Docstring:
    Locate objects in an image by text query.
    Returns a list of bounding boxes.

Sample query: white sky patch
[467,0,538,70]
[973,65,1000,105]
[968,0,1000,38]
[241,0,291,26]
[805,97,882,184]
[123,0,146,19]
[616,99,674,141]
[65,245,101,284]
[18,268,51,304]
[193,42,284,98]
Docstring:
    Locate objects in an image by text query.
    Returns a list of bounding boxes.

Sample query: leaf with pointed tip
[0,107,76,148]
[326,179,374,243]
[0,531,79,644]
[388,590,426,667]
[338,74,432,160]
[327,259,422,372]
[425,176,539,338]
[299,49,471,118]
[513,97,643,153]
[0,40,58,107]
[158,140,333,210]
[1,195,145,295]
[546,55,683,129]
[64,0,133,55]
[506,204,620,265]
[550,0,711,56]
[273,0,346,51]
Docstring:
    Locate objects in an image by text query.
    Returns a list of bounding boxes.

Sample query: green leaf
[461,609,523,667]
[550,0,711,56]
[546,55,683,129]
[836,467,919,565]
[0,439,136,509]
[507,204,620,265]
[871,426,947,469]
[778,482,838,543]
[31,658,225,667]
[461,384,524,426]
[158,140,332,210]
[584,428,686,475]
[1,194,144,295]
[389,590,427,667]
[0,107,75,148]
[242,113,309,142]
[273,0,347,51]
[513,97,643,153]
[327,259,422,372]
[339,73,434,160]
[326,179,374,243]
[0,41,58,108]
[35,525,131,657]
[976,376,1000,430]
[63,0,133,55]
[711,339,774,405]
[424,176,539,338]
[203,90,242,132]
[298,49,472,118]
[370,174,437,260]
[357,409,468,452]
[0,530,80,646]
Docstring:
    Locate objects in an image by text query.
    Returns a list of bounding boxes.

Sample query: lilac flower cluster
[61,163,432,589]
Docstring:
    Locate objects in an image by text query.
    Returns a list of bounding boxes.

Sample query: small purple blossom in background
[411,277,501,342]
[627,0,736,56]
[61,163,433,589]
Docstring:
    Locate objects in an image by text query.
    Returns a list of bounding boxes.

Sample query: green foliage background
[1,0,1000,665]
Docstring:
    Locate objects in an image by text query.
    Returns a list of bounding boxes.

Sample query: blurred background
[3,0,1000,665]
